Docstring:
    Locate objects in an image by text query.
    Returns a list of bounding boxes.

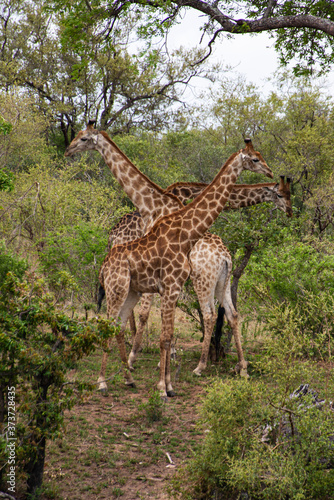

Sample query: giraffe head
[65,121,99,157]
[241,139,273,178]
[275,176,293,217]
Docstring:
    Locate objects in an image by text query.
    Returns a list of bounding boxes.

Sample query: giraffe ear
[87,120,96,129]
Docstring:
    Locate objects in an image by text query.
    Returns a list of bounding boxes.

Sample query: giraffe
[165,177,292,216]
[64,123,251,379]
[64,121,184,234]
[106,177,292,375]
[66,133,273,398]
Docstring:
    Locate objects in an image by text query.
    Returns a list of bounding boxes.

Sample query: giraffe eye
[252,158,260,163]
[81,138,88,142]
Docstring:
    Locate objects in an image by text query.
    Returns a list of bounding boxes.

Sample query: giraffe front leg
[115,329,136,387]
[165,341,176,398]
[157,338,176,400]
[128,293,154,370]
[98,344,111,395]
[158,291,179,400]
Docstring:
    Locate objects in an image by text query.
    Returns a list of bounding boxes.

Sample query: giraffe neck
[96,132,182,228]
[162,151,245,250]
[165,182,208,205]
[227,183,277,209]
[165,181,278,208]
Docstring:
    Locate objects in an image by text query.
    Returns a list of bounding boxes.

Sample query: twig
[0,182,39,221]
[271,442,284,452]
[166,452,174,464]
[269,401,297,416]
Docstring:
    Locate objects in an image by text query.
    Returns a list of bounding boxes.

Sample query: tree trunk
[25,381,49,496]
[26,436,46,496]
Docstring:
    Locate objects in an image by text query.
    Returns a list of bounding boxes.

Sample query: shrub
[139,390,166,423]
[0,249,117,497]
[168,324,334,500]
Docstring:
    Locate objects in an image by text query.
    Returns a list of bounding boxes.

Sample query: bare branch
[263,0,278,19]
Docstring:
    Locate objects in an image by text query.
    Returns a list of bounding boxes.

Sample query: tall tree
[0,0,218,147]
[50,1,334,76]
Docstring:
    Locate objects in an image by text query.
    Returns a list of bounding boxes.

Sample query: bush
[139,390,166,423]
[0,248,117,497]
[168,325,334,500]
[38,222,108,304]
[240,236,334,314]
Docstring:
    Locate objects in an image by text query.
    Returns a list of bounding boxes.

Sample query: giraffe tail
[97,284,105,313]
[214,305,225,360]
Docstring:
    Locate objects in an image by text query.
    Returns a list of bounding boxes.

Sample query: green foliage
[0,168,15,193]
[139,390,166,423]
[0,93,54,173]
[1,1,216,145]
[0,159,127,305]
[0,115,12,136]
[273,1,334,75]
[257,291,334,361]
[0,241,28,284]
[0,247,117,496]
[50,0,334,77]
[115,129,231,189]
[38,222,108,303]
[240,235,334,310]
[169,373,334,500]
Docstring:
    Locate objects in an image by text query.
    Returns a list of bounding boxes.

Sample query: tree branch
[125,0,334,36]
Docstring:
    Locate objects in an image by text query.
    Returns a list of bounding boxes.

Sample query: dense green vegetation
[1,1,334,498]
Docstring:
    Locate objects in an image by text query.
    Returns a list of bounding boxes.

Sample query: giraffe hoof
[98,388,109,397]
[167,390,176,398]
[240,369,249,379]
[129,365,135,372]
[126,382,136,388]
[193,368,202,376]
[160,396,168,403]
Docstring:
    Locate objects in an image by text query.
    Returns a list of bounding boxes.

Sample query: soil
[41,308,233,500]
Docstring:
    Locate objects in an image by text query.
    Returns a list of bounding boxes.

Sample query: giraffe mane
[234,182,278,189]
[166,181,208,189]
[99,130,166,196]
[149,150,243,229]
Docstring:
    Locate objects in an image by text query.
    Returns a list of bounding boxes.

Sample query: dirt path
[43,327,228,500]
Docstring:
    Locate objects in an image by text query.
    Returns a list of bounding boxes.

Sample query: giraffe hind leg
[128,293,154,370]
[222,287,249,378]
[98,268,140,393]
[115,289,141,387]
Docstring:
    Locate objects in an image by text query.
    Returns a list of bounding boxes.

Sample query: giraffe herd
[65,122,292,399]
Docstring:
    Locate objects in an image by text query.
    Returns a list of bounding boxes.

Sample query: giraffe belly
[129,270,162,294]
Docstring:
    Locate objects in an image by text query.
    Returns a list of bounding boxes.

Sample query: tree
[0,248,116,496]
[0,115,14,192]
[0,0,218,148]
[50,0,334,76]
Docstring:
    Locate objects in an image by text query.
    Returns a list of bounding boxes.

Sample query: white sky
[164,9,334,99]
